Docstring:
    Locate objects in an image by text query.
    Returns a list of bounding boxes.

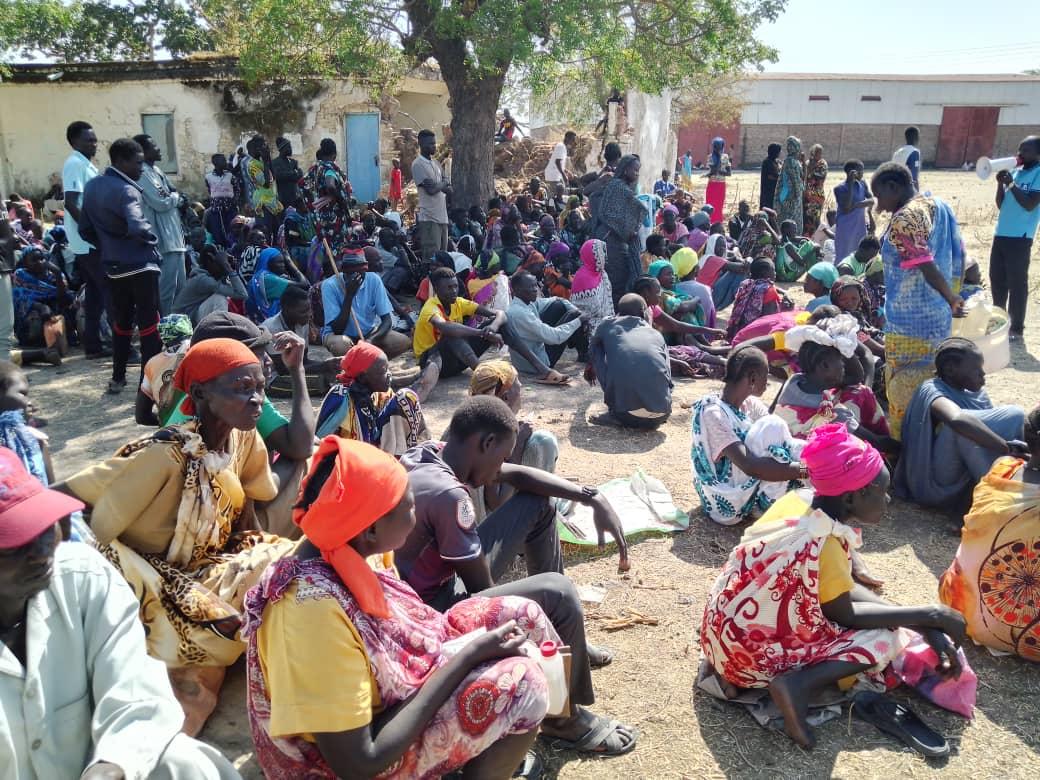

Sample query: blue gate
[345,113,381,203]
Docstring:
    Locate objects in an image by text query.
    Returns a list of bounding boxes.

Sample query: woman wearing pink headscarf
[570,239,614,334]
[700,423,967,749]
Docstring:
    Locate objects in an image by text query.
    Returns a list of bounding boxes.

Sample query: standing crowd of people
[0,116,1038,778]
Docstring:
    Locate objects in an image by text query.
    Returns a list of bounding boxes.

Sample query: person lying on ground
[321,247,412,359]
[0,450,241,779]
[895,337,1027,516]
[468,359,559,520]
[701,423,967,749]
[411,268,567,400]
[731,305,842,379]
[507,270,589,372]
[172,244,247,325]
[585,293,681,429]
[316,341,428,457]
[163,312,316,538]
[56,338,298,736]
[690,345,806,525]
[244,437,635,778]
[262,284,339,396]
[939,405,1040,661]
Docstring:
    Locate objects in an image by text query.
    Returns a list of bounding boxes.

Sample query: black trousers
[989,236,1033,333]
[538,298,589,366]
[422,319,528,377]
[109,271,161,384]
[75,249,113,353]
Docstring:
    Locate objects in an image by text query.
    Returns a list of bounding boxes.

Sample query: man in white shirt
[507,270,588,374]
[0,449,239,780]
[411,129,452,260]
[544,131,577,186]
[62,120,111,358]
[892,126,921,191]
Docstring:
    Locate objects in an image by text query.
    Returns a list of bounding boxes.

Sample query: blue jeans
[933,405,1026,485]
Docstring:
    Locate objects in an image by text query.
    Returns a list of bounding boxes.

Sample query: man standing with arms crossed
[62,121,111,358]
[992,135,1040,343]
[412,129,452,260]
[134,133,187,315]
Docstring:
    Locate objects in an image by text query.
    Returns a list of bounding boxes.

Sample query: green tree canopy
[2,0,786,206]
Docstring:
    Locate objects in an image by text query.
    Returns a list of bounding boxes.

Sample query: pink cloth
[696,255,727,287]
[801,423,884,496]
[886,633,977,719]
[572,239,607,295]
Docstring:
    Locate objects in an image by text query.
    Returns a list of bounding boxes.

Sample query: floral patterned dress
[701,495,907,687]
[802,157,828,237]
[244,558,555,779]
[301,161,354,257]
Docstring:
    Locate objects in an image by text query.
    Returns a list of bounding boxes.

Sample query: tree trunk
[442,74,504,212]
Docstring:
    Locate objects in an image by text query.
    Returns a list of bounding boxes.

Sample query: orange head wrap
[293,436,408,618]
[173,338,260,416]
[337,341,385,385]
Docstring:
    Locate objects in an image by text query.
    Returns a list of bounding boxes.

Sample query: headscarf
[158,314,193,348]
[670,247,698,279]
[786,135,801,157]
[784,313,861,359]
[648,259,672,281]
[475,249,501,276]
[807,262,840,291]
[545,241,571,267]
[539,214,556,232]
[662,203,679,216]
[174,338,260,416]
[572,239,607,294]
[293,436,408,618]
[337,341,384,386]
[830,275,873,323]
[802,422,884,497]
[692,212,711,230]
[469,359,518,397]
[247,247,286,320]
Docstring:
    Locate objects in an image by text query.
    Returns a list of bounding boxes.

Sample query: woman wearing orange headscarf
[244,437,556,779]
[315,341,427,457]
[59,338,297,735]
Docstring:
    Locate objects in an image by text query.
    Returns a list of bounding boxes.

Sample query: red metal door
[937,106,1000,168]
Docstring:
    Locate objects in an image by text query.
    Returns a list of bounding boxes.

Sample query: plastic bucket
[976,307,1011,373]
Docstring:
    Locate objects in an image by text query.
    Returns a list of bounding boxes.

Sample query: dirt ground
[31,170,1040,779]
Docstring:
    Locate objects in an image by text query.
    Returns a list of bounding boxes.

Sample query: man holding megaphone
[991,135,1040,342]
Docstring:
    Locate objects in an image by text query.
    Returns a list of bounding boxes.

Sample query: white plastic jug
[951,300,1010,373]
[537,641,568,716]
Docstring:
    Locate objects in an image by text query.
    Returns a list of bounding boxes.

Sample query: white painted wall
[0,75,450,199]
[625,89,673,195]
[739,76,1040,125]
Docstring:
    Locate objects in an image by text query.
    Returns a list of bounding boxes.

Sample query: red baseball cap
[0,448,84,549]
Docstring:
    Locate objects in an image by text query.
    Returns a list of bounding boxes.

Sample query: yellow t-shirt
[413,295,480,357]
[751,492,854,605]
[257,579,382,741]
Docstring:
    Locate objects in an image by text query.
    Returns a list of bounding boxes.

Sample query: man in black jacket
[79,138,162,394]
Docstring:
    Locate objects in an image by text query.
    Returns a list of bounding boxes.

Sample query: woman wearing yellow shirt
[244,437,557,779]
[700,423,967,749]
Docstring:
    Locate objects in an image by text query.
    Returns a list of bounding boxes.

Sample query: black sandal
[852,691,950,758]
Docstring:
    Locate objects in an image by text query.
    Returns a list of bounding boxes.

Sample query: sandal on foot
[512,749,543,779]
[541,715,638,757]
[534,370,571,386]
[852,691,949,758]
[588,644,614,669]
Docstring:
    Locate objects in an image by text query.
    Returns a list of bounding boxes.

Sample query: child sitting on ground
[237,228,269,281]
[135,314,194,426]
[775,319,898,456]
[641,233,668,273]
[725,258,790,341]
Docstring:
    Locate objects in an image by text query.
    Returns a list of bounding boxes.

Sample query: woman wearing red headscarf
[314,341,428,457]
[244,437,556,779]
[58,338,296,735]
[699,424,967,749]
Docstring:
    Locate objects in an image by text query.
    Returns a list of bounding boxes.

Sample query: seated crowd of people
[0,125,1038,779]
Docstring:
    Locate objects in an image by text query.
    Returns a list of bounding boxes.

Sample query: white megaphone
[976,156,1018,180]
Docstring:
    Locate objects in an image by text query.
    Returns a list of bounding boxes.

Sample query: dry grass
[32,170,1040,779]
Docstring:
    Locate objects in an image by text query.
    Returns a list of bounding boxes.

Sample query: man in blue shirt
[61,120,112,358]
[320,249,411,357]
[992,135,1040,340]
[653,169,676,198]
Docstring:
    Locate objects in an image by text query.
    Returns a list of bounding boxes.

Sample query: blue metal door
[345,113,380,203]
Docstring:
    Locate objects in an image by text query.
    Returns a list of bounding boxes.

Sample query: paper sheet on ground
[557,469,689,545]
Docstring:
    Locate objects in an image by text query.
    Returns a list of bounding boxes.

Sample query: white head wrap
[784,313,860,359]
